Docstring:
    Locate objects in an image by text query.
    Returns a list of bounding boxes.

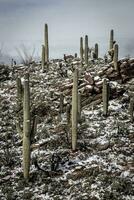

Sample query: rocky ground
[0,56,134,200]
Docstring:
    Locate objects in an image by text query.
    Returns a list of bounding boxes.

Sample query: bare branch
[15,44,36,65]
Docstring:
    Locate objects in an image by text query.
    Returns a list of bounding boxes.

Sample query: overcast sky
[0,0,134,61]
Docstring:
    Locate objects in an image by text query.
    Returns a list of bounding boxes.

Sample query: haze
[0,0,134,63]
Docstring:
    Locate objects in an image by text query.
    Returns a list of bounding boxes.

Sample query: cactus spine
[85,35,88,65]
[80,37,83,61]
[95,43,98,59]
[23,73,31,179]
[44,23,49,63]
[102,78,109,116]
[72,68,78,151]
[113,44,118,71]
[42,45,45,72]
[129,96,134,122]
[109,29,114,50]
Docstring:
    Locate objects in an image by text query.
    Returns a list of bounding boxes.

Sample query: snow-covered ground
[0,58,133,200]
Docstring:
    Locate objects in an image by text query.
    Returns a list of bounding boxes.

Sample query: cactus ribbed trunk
[17,77,23,109]
[85,35,88,65]
[102,78,109,116]
[23,73,31,179]
[80,37,83,61]
[44,24,49,63]
[72,68,78,151]
[17,77,23,101]
[95,43,98,59]
[109,29,114,50]
[129,97,134,122]
[42,45,45,72]
[78,92,81,121]
[113,44,118,71]
[16,77,23,138]
[66,103,71,125]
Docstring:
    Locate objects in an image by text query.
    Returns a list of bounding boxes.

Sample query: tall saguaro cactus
[42,45,45,72]
[85,35,88,65]
[72,68,78,151]
[113,44,119,71]
[80,37,83,61]
[44,23,49,63]
[95,43,98,59]
[78,92,81,121]
[23,73,31,179]
[102,78,109,116]
[109,29,114,50]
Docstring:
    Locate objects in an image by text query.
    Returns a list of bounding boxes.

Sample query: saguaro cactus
[66,104,71,124]
[72,68,78,151]
[44,23,49,63]
[42,45,45,72]
[78,92,81,121]
[23,73,31,179]
[17,77,23,100]
[74,53,77,58]
[102,78,109,116]
[113,44,119,71]
[85,35,88,65]
[16,77,23,137]
[16,77,23,108]
[109,29,114,50]
[129,96,134,122]
[95,43,98,59]
[80,37,83,61]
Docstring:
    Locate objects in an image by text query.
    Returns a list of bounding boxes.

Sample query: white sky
[0,0,134,60]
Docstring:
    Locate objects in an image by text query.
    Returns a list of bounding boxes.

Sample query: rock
[84,72,94,85]
[97,141,110,151]
[106,67,114,75]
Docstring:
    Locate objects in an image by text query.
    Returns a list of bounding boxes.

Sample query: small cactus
[72,68,78,151]
[16,77,23,137]
[74,53,77,58]
[129,97,134,122]
[113,44,119,71]
[41,45,45,72]
[44,24,49,63]
[94,43,98,59]
[80,37,83,61]
[102,78,109,116]
[16,77,23,107]
[23,73,31,179]
[17,77,22,99]
[31,115,38,143]
[66,103,71,125]
[109,29,114,50]
[85,35,88,65]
